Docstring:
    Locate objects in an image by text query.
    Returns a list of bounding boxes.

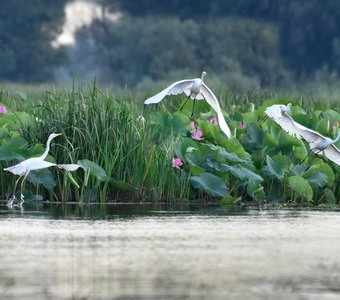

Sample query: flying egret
[144,71,231,138]
[4,133,80,207]
[264,103,340,166]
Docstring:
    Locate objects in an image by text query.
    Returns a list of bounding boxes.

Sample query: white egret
[144,71,231,138]
[4,133,80,207]
[264,103,340,166]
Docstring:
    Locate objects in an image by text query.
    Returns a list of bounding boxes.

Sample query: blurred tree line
[1,0,340,88]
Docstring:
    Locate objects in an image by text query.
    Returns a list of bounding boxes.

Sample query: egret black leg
[300,149,314,164]
[191,98,196,118]
[180,94,191,111]
[259,115,269,124]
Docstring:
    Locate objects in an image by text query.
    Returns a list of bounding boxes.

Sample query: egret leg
[259,115,269,124]
[19,171,29,206]
[300,149,314,164]
[7,174,23,207]
[191,98,196,118]
[179,94,191,111]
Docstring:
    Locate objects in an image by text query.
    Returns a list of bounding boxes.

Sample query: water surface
[0,203,340,299]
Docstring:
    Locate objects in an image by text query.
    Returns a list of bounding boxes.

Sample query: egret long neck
[201,72,206,81]
[41,135,55,160]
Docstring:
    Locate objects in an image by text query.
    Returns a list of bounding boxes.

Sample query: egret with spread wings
[144,71,231,138]
[4,133,80,207]
[264,103,340,166]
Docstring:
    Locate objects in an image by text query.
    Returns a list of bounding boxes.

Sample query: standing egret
[144,71,231,138]
[4,133,80,207]
[264,103,340,166]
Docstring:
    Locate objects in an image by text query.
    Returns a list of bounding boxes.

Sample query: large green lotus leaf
[243,112,258,125]
[263,155,289,180]
[0,113,17,130]
[288,175,313,202]
[222,138,249,160]
[217,147,248,164]
[322,109,340,123]
[175,137,200,161]
[263,132,279,148]
[243,123,263,151]
[27,169,56,189]
[0,137,28,161]
[317,163,335,187]
[277,130,302,148]
[315,119,330,136]
[247,182,266,201]
[172,111,191,135]
[78,159,107,181]
[190,172,229,197]
[293,114,313,128]
[293,144,308,161]
[221,164,263,183]
[321,188,336,205]
[290,106,307,115]
[305,171,328,188]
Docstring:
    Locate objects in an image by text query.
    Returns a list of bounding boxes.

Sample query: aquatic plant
[0,83,338,206]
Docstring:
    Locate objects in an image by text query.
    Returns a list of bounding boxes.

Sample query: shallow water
[0,203,340,300]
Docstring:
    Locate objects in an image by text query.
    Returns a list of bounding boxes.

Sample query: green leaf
[221,164,263,183]
[315,119,330,136]
[27,169,56,189]
[247,182,266,201]
[171,111,191,135]
[190,172,229,197]
[175,137,200,161]
[243,122,264,151]
[305,171,328,188]
[263,155,289,180]
[288,175,313,202]
[77,159,107,181]
[0,137,28,161]
[321,188,336,205]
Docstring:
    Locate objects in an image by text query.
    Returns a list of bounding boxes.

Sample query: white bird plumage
[264,103,340,166]
[4,133,80,206]
[144,71,231,138]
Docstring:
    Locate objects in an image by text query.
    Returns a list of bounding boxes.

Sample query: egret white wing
[265,105,284,120]
[269,113,302,138]
[144,80,193,104]
[200,83,231,138]
[57,164,81,171]
[323,144,340,166]
[4,163,27,175]
[199,83,219,112]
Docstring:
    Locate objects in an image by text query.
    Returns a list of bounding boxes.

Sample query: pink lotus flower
[209,117,218,125]
[238,122,244,129]
[172,157,183,169]
[0,105,7,114]
[191,121,196,130]
[192,129,203,140]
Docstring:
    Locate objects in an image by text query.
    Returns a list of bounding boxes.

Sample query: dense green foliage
[2,0,340,89]
[0,84,339,206]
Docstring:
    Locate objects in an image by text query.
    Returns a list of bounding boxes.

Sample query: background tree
[0,0,67,82]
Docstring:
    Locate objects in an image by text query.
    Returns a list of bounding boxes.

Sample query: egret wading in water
[264,103,340,166]
[4,133,80,207]
[144,71,231,138]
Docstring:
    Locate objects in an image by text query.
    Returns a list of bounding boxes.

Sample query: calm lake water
[0,203,340,300]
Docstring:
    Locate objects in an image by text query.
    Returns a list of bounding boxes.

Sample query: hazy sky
[53,0,121,47]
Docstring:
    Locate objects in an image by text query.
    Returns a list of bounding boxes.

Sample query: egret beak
[55,133,63,137]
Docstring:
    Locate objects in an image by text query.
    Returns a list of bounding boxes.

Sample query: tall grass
[1,82,191,202]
